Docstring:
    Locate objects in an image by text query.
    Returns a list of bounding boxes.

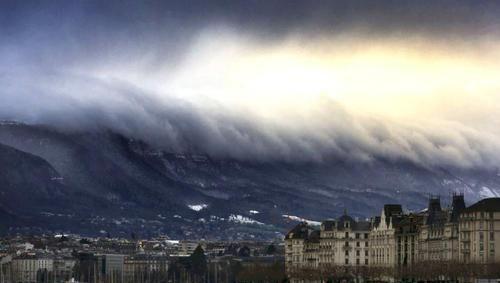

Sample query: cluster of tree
[233,261,288,283]
[288,261,500,282]
[220,244,278,258]
[168,245,207,283]
[170,245,286,283]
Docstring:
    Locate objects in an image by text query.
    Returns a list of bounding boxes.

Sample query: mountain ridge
[0,121,499,239]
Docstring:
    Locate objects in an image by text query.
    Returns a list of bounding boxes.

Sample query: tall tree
[189,245,207,280]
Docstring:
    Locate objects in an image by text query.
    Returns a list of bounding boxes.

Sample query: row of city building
[0,235,283,283]
[285,196,500,272]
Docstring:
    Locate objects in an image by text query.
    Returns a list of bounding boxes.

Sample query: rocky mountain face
[0,121,499,239]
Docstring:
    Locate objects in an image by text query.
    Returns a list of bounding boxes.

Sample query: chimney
[428,197,442,212]
[450,193,466,222]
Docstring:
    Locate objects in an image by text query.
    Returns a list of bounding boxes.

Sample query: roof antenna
[343,208,348,215]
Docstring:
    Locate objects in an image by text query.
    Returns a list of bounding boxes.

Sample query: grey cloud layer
[1,69,499,168]
[1,0,500,168]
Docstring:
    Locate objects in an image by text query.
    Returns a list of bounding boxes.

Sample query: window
[356,258,360,265]
[356,250,360,256]
[365,258,369,265]
[365,242,369,247]
[489,212,494,219]
[355,233,360,239]
[345,258,349,264]
[365,250,369,256]
[345,241,349,247]
[356,242,360,247]
[490,232,495,241]
[480,232,484,241]
[364,233,369,239]
[345,232,349,238]
[345,250,349,256]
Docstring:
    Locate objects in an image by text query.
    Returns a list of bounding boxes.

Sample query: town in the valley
[0,196,499,283]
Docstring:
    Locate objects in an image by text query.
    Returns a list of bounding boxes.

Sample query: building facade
[75,252,125,283]
[285,196,500,276]
[53,257,76,282]
[369,205,402,267]
[418,195,465,262]
[11,255,54,283]
[394,213,422,266]
[285,222,320,271]
[459,198,500,263]
[369,204,423,268]
[123,254,169,283]
[285,212,371,273]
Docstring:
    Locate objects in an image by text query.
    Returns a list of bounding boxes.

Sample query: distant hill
[0,122,499,239]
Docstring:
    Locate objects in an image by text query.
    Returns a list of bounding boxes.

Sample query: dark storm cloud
[2,0,500,46]
[2,0,500,70]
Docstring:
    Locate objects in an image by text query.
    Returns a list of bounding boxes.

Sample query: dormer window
[344,221,350,228]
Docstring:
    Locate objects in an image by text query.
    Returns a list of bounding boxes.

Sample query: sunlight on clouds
[164,33,500,122]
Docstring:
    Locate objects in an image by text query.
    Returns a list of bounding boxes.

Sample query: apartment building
[285,212,371,272]
[394,213,422,266]
[123,254,169,283]
[76,253,125,283]
[322,214,371,267]
[285,195,500,276]
[459,198,500,263]
[11,255,53,283]
[419,195,465,262]
[369,204,402,267]
[369,204,423,267]
[285,222,320,272]
[53,257,76,282]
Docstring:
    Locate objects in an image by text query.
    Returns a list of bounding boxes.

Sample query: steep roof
[395,214,424,234]
[464,198,500,213]
[384,204,403,218]
[372,216,381,228]
[449,194,466,222]
[426,197,445,225]
[336,214,371,231]
[426,210,448,226]
[285,222,312,240]
[428,198,442,212]
[321,220,336,231]
[384,204,403,226]
[338,214,355,225]
[353,221,372,231]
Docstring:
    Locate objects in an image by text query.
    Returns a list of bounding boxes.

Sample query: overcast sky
[1,0,500,168]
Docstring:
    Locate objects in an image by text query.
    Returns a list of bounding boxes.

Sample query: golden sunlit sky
[166,33,500,123]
